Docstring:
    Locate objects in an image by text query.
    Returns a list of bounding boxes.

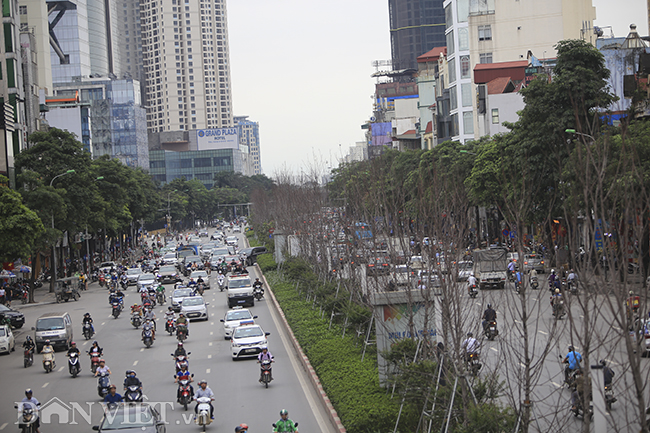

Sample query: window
[448,58,456,84]
[19,5,26,14]
[478,25,492,41]
[463,111,474,135]
[450,86,457,111]
[445,4,452,29]
[458,27,469,51]
[446,30,455,56]
[479,52,492,64]
[457,0,469,22]
[460,55,470,79]
[491,108,499,124]
[461,83,472,107]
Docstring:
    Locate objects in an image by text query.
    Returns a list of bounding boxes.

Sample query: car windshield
[100,406,155,429]
[226,311,252,321]
[100,262,114,268]
[459,262,473,270]
[36,318,64,331]
[126,269,141,275]
[0,328,5,336]
[160,266,176,273]
[186,256,201,263]
[173,289,193,298]
[182,297,204,306]
[212,248,229,256]
[0,304,10,312]
[228,278,251,288]
[233,326,263,338]
[191,271,208,279]
[164,253,176,259]
[139,275,155,282]
[395,267,409,274]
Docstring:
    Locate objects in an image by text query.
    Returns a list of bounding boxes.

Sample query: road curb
[257,263,347,433]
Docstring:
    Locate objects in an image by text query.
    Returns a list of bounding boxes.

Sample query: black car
[0,304,25,328]
[93,403,165,432]
[239,246,269,266]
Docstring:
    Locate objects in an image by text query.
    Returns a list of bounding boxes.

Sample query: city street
[0,232,335,432]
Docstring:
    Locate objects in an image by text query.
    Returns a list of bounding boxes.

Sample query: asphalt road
[0,231,335,432]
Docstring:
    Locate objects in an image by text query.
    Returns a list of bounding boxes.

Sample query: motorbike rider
[176,313,189,336]
[257,346,274,382]
[570,369,591,412]
[142,318,156,340]
[550,288,563,307]
[482,304,497,332]
[600,359,615,387]
[123,370,143,392]
[67,341,81,372]
[20,389,41,433]
[41,340,55,367]
[273,409,298,433]
[143,307,156,330]
[253,278,263,292]
[529,268,538,286]
[235,424,249,432]
[461,332,479,362]
[104,384,123,405]
[507,259,516,280]
[548,269,559,290]
[82,312,95,334]
[567,269,577,285]
[175,342,188,358]
[95,359,111,377]
[627,290,640,320]
[89,340,103,357]
[564,346,583,383]
[194,380,215,419]
[467,273,477,295]
[23,335,35,353]
[174,363,194,401]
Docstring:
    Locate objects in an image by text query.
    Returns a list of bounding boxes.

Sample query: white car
[0,324,15,354]
[137,273,157,291]
[220,307,257,339]
[231,323,270,359]
[180,295,209,321]
[226,236,238,247]
[99,261,116,273]
[162,252,178,266]
[233,226,242,233]
[456,261,474,282]
[190,270,210,290]
[171,287,194,312]
[125,267,143,285]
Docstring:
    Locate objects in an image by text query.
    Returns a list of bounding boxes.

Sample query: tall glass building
[149,148,241,189]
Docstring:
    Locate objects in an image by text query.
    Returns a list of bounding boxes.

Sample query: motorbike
[124,385,143,402]
[177,376,194,410]
[217,275,225,292]
[260,359,273,388]
[88,350,101,374]
[605,384,617,410]
[68,352,81,377]
[466,352,481,376]
[91,271,99,283]
[20,287,28,304]
[177,324,188,342]
[468,283,478,298]
[120,279,128,290]
[24,346,34,368]
[156,290,166,305]
[142,327,154,348]
[272,422,298,432]
[99,274,106,287]
[484,320,498,341]
[97,373,111,398]
[571,396,592,419]
[195,396,213,430]
[173,353,191,373]
[530,276,539,290]
[15,403,38,433]
[567,279,578,295]
[83,323,94,339]
[552,298,565,319]
[514,279,522,294]
[111,299,122,318]
[196,283,204,296]
[131,314,142,328]
[253,285,264,301]
[42,351,55,373]
[165,318,175,335]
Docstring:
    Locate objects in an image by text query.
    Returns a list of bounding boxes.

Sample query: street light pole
[49,169,75,289]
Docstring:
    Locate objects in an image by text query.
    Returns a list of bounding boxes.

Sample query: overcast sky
[227,0,647,177]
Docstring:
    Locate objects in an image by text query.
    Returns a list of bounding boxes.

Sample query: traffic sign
[502,229,509,237]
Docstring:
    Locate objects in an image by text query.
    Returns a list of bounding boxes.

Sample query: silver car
[180,295,209,321]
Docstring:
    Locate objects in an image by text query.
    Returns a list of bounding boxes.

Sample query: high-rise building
[141,0,233,133]
[389,0,446,71]
[118,0,145,93]
[235,115,261,175]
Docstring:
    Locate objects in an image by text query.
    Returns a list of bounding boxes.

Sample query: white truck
[474,248,507,290]
[226,275,254,308]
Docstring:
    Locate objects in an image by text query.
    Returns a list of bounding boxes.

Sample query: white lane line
[58,366,64,372]
[605,358,621,366]
[42,382,49,388]
[133,360,139,366]
[515,320,522,324]
[0,422,8,430]
[538,330,548,335]
[101,322,106,326]
[211,313,215,317]
[209,332,213,335]
[580,315,584,319]
[614,326,623,331]
[209,342,213,346]
[207,354,212,359]
[532,298,538,301]
[206,368,211,373]
[490,347,498,352]
[140,348,144,352]
[519,363,526,368]
[475,303,481,306]
[552,382,563,388]
[82,341,88,346]
[210,322,214,325]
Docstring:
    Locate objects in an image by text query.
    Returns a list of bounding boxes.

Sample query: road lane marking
[101,322,106,326]
[207,355,212,359]
[0,422,7,430]
[519,363,526,368]
[538,330,548,335]
[490,347,498,352]
[211,313,215,317]
[210,322,214,325]
[58,366,64,372]
[515,320,522,324]
[133,360,138,366]
[140,348,144,352]
[614,326,623,331]
[605,358,621,366]
[82,341,88,346]
[209,342,213,346]
[209,332,213,335]
[552,382,562,388]
[532,298,538,301]
[206,368,211,373]
[475,303,481,306]
[42,382,49,388]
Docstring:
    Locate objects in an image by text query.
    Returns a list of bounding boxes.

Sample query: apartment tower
[141,0,233,133]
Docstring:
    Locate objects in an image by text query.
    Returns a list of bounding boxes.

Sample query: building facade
[235,115,261,175]
[149,148,240,189]
[389,0,446,71]
[140,0,233,133]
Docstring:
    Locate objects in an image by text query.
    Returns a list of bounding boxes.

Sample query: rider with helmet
[20,389,41,433]
[273,409,298,432]
[82,312,95,334]
[235,424,249,432]
[194,380,215,419]
[124,370,143,391]
[174,342,187,358]
[482,304,496,331]
[257,346,274,382]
